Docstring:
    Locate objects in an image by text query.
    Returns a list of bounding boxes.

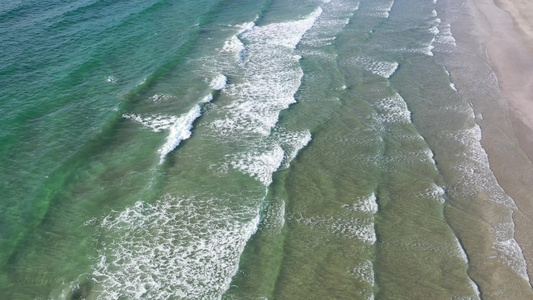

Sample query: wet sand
[484,0,533,163]
[467,0,533,287]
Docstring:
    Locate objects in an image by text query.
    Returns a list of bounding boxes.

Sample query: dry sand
[494,0,533,54]
[468,0,533,287]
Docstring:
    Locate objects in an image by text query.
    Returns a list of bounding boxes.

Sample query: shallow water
[0,0,530,298]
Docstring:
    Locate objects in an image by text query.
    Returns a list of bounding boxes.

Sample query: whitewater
[1,0,531,298]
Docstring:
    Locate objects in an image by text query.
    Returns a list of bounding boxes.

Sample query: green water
[1,0,532,298]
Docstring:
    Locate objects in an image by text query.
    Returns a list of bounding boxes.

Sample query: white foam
[441,117,531,280]
[492,223,531,282]
[198,7,323,191]
[396,44,434,57]
[423,147,436,165]
[444,67,451,77]
[436,23,457,46]
[301,36,337,47]
[354,57,399,78]
[452,236,468,263]
[262,199,286,234]
[300,0,359,48]
[443,66,458,91]
[230,145,285,186]
[210,74,227,90]
[123,113,177,132]
[200,93,213,103]
[363,0,394,18]
[210,8,323,138]
[347,261,375,286]
[395,15,442,56]
[429,24,440,35]
[206,5,349,191]
[158,105,201,164]
[324,0,360,15]
[450,124,517,208]
[333,216,376,244]
[420,183,445,204]
[224,129,311,184]
[344,192,378,214]
[221,22,255,60]
[468,280,482,300]
[374,93,412,124]
[277,129,312,169]
[299,48,338,60]
[426,43,435,56]
[347,261,376,299]
[212,88,298,136]
[450,83,457,91]
[123,105,203,164]
[450,236,482,300]
[149,93,173,102]
[243,8,322,49]
[295,213,376,244]
[106,76,118,83]
[222,35,245,54]
[236,21,255,33]
[418,17,440,57]
[87,196,260,299]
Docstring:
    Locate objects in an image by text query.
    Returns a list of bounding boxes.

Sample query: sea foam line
[243,7,323,49]
[212,9,322,137]
[300,0,359,48]
[435,23,457,47]
[123,105,202,164]
[347,260,375,299]
[354,57,399,78]
[343,192,378,214]
[157,105,201,164]
[124,74,226,164]
[230,145,285,186]
[453,236,482,298]
[374,93,412,124]
[207,8,322,185]
[210,73,227,91]
[295,212,377,244]
[87,196,261,299]
[442,118,530,281]
[277,129,312,169]
[362,0,395,18]
[228,129,312,186]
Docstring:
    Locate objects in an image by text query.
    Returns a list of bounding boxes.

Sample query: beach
[482,0,533,163]
[457,0,533,291]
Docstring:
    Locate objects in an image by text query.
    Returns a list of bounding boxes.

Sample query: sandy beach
[494,0,533,54]
[485,0,533,163]
[467,0,533,288]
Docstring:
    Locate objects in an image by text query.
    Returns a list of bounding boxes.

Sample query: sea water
[0,0,530,298]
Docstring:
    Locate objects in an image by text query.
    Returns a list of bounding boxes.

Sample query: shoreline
[482,0,533,164]
[466,0,533,287]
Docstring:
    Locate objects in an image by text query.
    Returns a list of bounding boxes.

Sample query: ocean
[1,0,531,298]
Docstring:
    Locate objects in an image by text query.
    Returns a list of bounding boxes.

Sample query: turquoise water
[1,0,531,298]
